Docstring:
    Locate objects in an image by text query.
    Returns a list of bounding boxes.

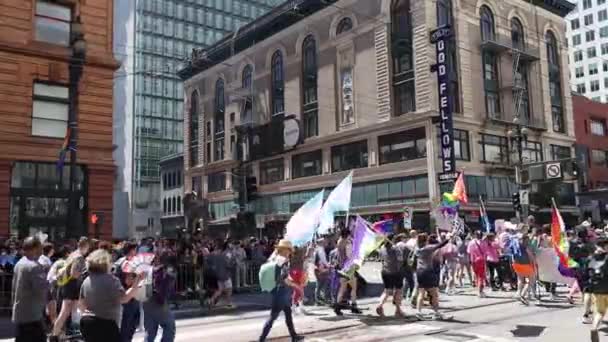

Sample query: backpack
[56,259,75,287]
[406,247,417,270]
[258,260,280,292]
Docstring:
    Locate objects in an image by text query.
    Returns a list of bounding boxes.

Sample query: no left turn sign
[546,163,562,179]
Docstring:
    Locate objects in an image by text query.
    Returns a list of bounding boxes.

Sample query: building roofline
[159,153,184,165]
[177,0,576,81]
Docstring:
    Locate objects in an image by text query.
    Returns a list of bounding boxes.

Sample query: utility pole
[67,16,87,238]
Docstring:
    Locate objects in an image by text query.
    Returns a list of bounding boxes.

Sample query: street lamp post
[507,117,529,223]
[67,16,87,238]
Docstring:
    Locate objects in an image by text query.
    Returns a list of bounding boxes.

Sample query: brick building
[572,94,608,221]
[179,0,578,232]
[0,0,117,239]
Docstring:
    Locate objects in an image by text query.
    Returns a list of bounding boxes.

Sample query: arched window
[241,65,253,124]
[171,197,176,214]
[436,0,452,26]
[214,78,225,161]
[511,18,525,50]
[163,198,167,214]
[271,50,285,117]
[336,17,353,35]
[391,0,415,115]
[480,5,495,41]
[546,31,564,133]
[177,196,181,212]
[480,6,500,118]
[302,35,318,138]
[189,91,199,167]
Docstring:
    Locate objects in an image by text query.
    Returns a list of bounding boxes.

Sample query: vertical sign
[403,207,413,230]
[430,25,455,175]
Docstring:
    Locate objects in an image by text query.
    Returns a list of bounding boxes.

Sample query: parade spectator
[143,254,176,342]
[12,237,48,342]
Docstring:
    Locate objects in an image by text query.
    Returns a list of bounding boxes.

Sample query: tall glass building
[113,0,278,238]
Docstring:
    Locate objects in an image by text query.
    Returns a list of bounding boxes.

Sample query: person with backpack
[50,237,90,342]
[375,235,405,317]
[259,239,304,342]
[511,233,537,305]
[586,237,608,342]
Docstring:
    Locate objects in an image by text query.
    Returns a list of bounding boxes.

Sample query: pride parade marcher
[467,231,488,298]
[259,239,304,342]
[511,233,537,305]
[585,237,608,342]
[333,228,362,316]
[415,232,452,320]
[375,234,405,317]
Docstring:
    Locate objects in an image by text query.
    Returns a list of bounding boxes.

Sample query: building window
[585,14,594,26]
[546,31,565,133]
[572,34,581,46]
[586,30,596,42]
[603,44,608,55]
[588,47,597,58]
[577,83,587,93]
[214,79,225,161]
[189,91,199,166]
[453,129,470,161]
[207,172,226,193]
[260,158,284,185]
[571,18,580,30]
[271,50,285,117]
[302,35,318,138]
[601,9,608,21]
[522,140,543,163]
[392,0,415,116]
[163,198,167,214]
[601,0,607,5]
[177,196,181,212]
[551,145,571,160]
[241,65,253,124]
[32,83,69,138]
[35,1,71,46]
[602,27,608,38]
[591,119,607,136]
[379,127,426,165]
[480,5,495,41]
[483,52,500,118]
[591,149,608,167]
[584,0,592,9]
[480,134,509,163]
[591,80,601,91]
[574,50,583,62]
[336,17,353,35]
[292,150,322,179]
[331,140,368,172]
[511,18,525,50]
[590,63,599,75]
[576,67,584,78]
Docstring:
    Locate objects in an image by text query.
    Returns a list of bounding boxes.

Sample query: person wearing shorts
[415,233,451,320]
[512,234,536,305]
[208,242,234,308]
[376,236,404,317]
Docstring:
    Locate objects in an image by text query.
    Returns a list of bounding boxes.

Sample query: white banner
[536,247,575,285]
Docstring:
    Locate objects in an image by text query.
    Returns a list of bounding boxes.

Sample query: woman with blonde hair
[78,249,144,342]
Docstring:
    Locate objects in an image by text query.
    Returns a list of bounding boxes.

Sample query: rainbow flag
[551,202,578,269]
[371,219,393,234]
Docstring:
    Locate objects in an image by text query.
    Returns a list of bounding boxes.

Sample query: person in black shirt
[587,238,608,342]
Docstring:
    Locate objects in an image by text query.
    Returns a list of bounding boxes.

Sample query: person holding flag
[333,228,361,316]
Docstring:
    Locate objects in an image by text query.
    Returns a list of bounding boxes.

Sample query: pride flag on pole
[340,216,385,278]
[551,199,578,269]
[371,219,394,235]
[317,171,353,235]
[285,190,324,247]
[452,171,468,204]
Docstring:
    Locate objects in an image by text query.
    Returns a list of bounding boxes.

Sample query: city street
[125,290,593,342]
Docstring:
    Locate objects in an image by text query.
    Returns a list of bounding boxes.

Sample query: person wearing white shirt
[314,239,330,304]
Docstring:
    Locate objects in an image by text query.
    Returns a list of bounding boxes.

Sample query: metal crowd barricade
[0,272,12,317]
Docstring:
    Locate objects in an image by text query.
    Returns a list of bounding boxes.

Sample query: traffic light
[245,177,258,202]
[90,212,104,238]
[512,192,521,214]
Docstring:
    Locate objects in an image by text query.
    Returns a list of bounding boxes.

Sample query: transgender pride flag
[285,190,324,247]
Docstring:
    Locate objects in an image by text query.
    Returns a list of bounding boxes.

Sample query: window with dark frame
[214,78,225,161]
[522,140,543,163]
[391,0,416,116]
[546,31,565,133]
[241,65,253,124]
[271,50,285,117]
[437,129,470,161]
[260,158,285,185]
[189,91,199,166]
[590,119,607,136]
[302,35,318,138]
[480,6,501,119]
[336,17,353,35]
[35,1,72,46]
[550,145,571,160]
[32,82,69,139]
[207,172,226,193]
[591,149,608,167]
[331,140,368,172]
[378,127,427,165]
[292,150,322,179]
[480,134,509,163]
[571,18,580,30]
